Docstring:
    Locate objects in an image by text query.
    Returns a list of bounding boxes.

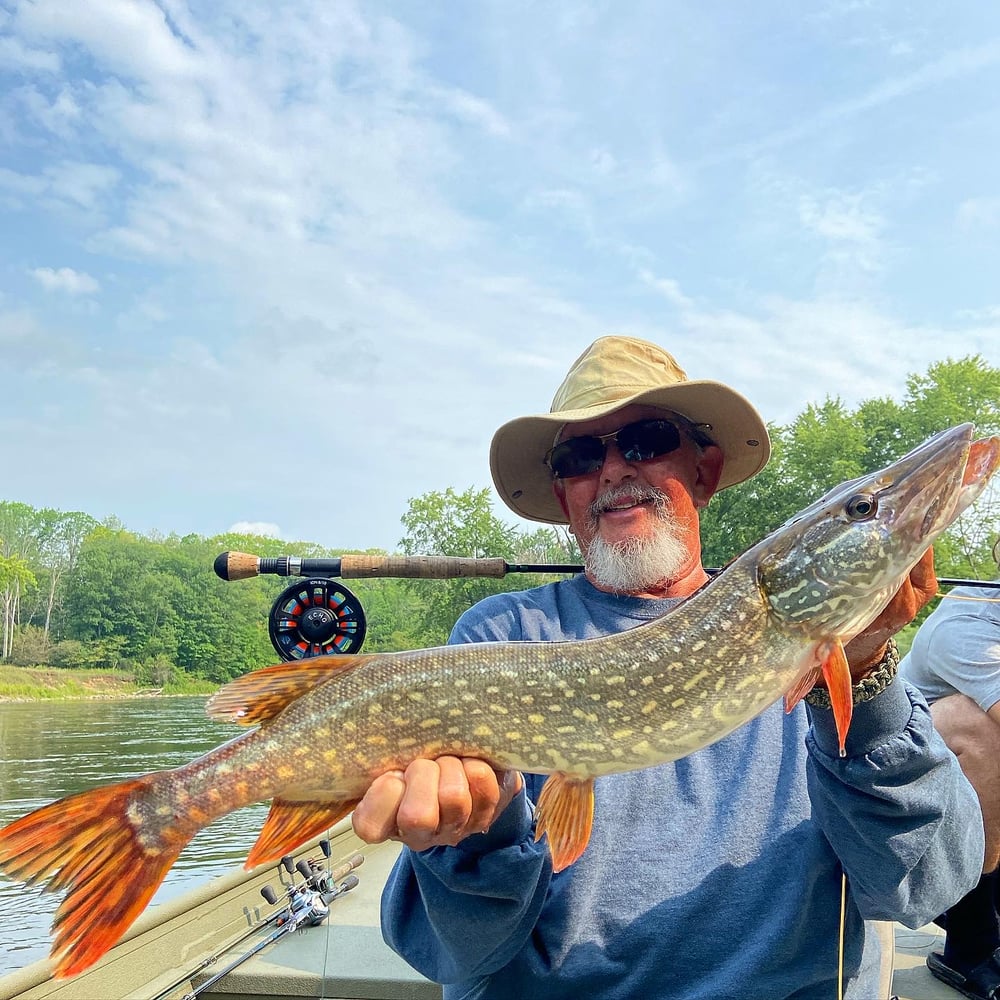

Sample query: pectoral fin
[533,773,595,872]
[819,640,854,757]
[784,640,853,757]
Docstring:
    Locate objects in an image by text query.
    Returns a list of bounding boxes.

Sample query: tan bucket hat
[490,335,771,524]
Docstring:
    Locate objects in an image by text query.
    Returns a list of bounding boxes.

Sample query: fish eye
[845,493,877,520]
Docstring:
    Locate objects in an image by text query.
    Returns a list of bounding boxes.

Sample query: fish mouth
[955,434,1000,517]
[873,424,1000,553]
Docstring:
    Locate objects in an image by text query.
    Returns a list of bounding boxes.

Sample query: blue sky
[1,1,998,552]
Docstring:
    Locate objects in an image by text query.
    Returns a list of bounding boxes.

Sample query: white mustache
[588,484,669,519]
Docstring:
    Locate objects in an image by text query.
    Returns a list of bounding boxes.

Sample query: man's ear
[692,445,724,509]
[552,479,571,520]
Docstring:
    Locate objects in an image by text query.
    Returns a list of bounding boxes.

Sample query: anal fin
[533,773,595,872]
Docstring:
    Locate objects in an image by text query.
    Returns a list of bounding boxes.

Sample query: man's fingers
[353,758,523,851]
[395,758,444,848]
[352,770,406,844]
[435,756,474,835]
[908,547,938,608]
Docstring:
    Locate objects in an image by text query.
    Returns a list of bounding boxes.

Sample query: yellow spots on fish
[711,702,732,722]
[473,724,493,738]
[420,718,442,730]
[604,675,626,686]
[613,728,634,740]
[408,691,425,703]
[486,686,500,696]
[606,699,624,710]
[642,700,657,715]
[690,639,706,653]
[293,745,308,757]
[366,704,382,716]
[276,765,294,780]
[532,734,547,744]
[506,731,522,742]
[641,675,654,685]
[521,694,534,705]
[671,697,685,709]
[572,707,599,724]
[528,714,546,725]
[714,676,727,693]
[397,737,418,749]
[691,704,705,719]
[448,707,463,718]
[556,725,577,735]
[660,719,678,731]
[683,669,710,691]
[154,804,173,817]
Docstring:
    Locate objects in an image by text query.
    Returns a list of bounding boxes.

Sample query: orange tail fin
[0,776,194,978]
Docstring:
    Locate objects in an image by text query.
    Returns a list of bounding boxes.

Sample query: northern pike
[1,423,998,978]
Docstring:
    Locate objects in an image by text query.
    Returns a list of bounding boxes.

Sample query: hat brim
[489,381,771,524]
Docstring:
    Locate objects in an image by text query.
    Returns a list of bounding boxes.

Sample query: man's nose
[600,439,637,481]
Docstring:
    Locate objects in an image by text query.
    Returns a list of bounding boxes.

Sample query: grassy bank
[0,665,216,702]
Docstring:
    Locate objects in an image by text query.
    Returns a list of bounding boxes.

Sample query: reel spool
[268,578,367,660]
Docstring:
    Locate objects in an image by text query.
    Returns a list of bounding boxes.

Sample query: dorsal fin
[206,654,377,725]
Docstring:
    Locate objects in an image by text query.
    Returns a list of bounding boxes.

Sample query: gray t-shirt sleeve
[901,591,1000,712]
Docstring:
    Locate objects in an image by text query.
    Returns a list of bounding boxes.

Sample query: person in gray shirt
[900,539,1000,1000]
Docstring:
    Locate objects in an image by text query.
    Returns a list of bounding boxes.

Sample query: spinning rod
[151,844,364,1000]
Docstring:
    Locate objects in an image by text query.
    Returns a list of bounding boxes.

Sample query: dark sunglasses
[546,418,703,480]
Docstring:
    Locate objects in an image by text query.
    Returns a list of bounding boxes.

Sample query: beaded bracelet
[803,638,900,709]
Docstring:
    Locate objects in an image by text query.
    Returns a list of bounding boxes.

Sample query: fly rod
[214,550,997,589]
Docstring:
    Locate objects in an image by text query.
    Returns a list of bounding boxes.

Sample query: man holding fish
[355,336,988,999]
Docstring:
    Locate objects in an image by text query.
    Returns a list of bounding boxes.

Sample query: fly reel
[268,578,367,660]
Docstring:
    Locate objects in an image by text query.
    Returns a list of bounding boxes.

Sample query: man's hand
[352,756,523,851]
[843,547,938,681]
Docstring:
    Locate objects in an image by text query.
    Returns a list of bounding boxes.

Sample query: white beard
[583,487,691,594]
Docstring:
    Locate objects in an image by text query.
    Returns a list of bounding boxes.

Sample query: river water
[0,697,271,976]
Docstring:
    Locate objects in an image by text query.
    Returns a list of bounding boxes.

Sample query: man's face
[551,403,723,561]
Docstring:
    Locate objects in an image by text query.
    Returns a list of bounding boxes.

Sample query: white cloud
[228,521,283,539]
[957,197,1000,230]
[0,34,59,72]
[29,267,100,294]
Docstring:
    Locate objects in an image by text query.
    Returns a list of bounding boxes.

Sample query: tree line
[1,355,997,686]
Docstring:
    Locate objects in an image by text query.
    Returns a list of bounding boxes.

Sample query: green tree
[398,487,528,645]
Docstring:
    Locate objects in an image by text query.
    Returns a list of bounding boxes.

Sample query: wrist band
[804,638,900,709]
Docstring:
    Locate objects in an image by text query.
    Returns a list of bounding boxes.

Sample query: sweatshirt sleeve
[380,783,553,982]
[379,601,553,983]
[805,677,985,927]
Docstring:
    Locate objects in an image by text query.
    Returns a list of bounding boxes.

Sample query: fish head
[756,423,1000,639]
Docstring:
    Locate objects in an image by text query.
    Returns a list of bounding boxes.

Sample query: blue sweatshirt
[380,574,984,999]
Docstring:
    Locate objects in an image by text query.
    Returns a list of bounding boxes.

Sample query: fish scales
[1,422,998,979]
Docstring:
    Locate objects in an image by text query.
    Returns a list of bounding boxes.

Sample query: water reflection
[0,697,270,975]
